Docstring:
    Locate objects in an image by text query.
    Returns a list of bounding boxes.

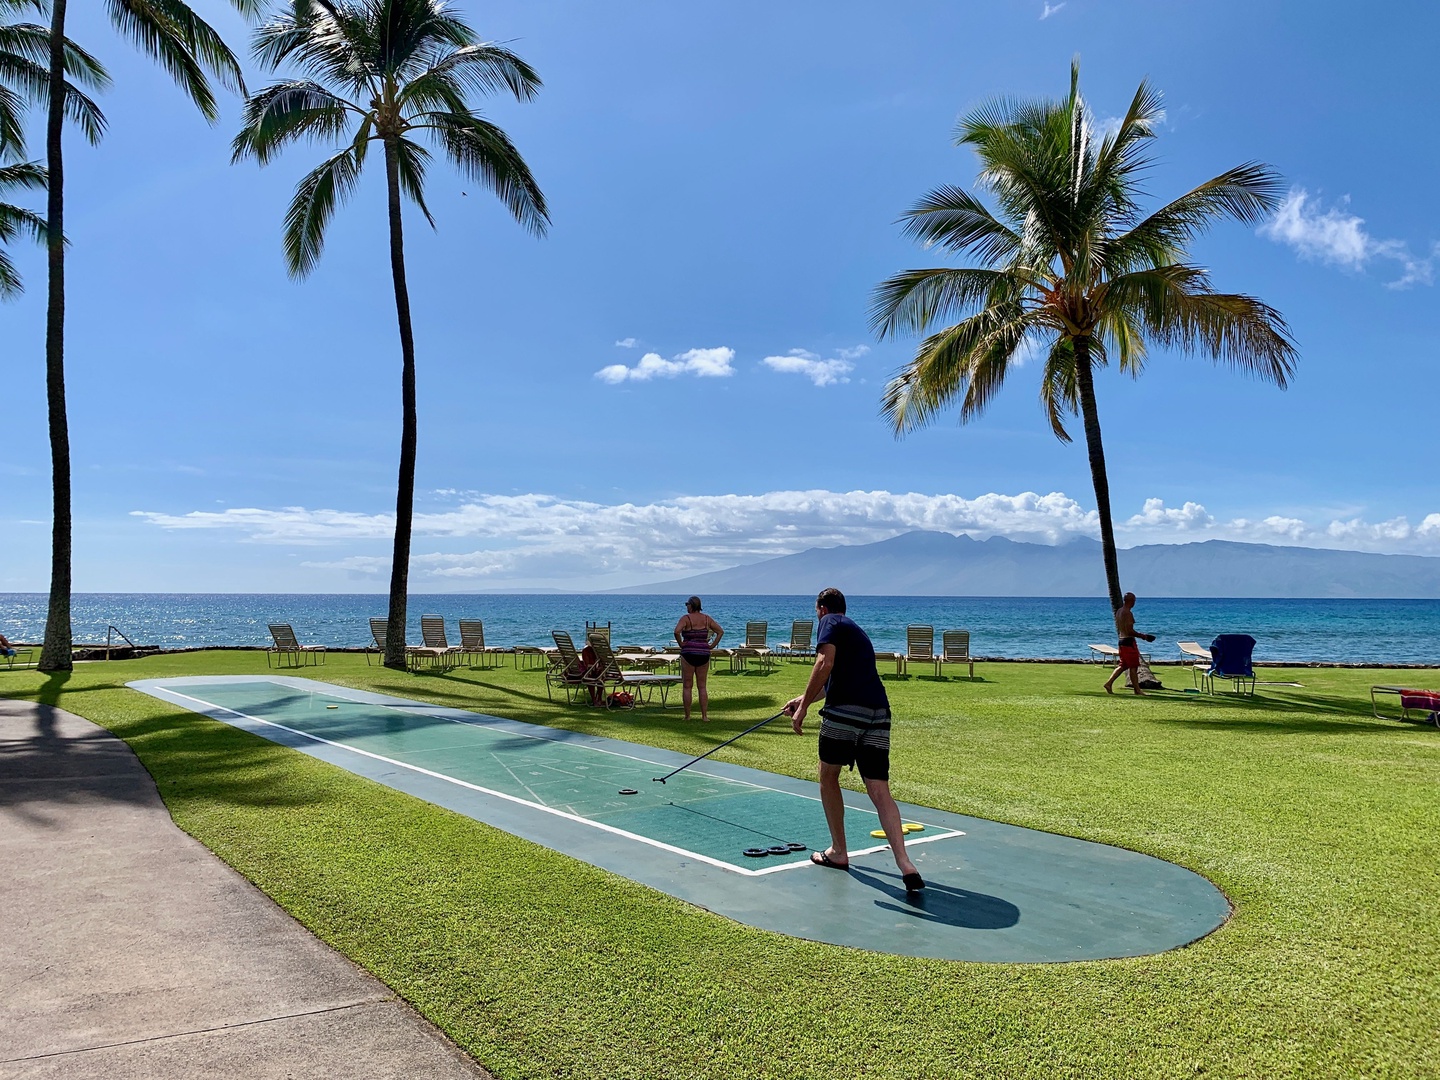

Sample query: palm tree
[36,0,255,672]
[233,0,549,669]
[871,62,1297,612]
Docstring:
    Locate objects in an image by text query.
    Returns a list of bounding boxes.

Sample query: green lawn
[5,652,1438,1078]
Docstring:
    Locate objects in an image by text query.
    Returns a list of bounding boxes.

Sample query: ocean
[1,593,1437,664]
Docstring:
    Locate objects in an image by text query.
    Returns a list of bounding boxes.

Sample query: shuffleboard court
[131,676,1231,962]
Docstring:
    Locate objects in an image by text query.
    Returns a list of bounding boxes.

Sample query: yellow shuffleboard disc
[326,705,339,709]
[871,823,927,838]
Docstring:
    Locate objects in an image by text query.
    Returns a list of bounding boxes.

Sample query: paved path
[0,699,490,1080]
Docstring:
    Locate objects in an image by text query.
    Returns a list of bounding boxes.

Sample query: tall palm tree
[36,0,255,672]
[233,0,549,669]
[871,62,1297,612]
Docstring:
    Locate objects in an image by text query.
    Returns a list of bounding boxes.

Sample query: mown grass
[4,651,1438,1078]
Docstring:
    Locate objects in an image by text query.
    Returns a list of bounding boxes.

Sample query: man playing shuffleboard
[784,588,925,893]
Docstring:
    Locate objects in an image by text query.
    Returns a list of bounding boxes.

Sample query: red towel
[1399,691,1440,711]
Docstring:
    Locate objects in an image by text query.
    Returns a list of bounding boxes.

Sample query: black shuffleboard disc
[742,847,768,858]
[766,845,791,856]
[786,842,807,852]
[618,788,638,795]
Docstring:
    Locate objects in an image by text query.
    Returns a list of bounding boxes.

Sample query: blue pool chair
[1200,634,1257,696]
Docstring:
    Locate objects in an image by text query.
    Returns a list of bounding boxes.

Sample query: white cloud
[614,337,637,348]
[1040,2,1065,18]
[133,491,1440,589]
[1125,498,1215,531]
[1259,189,1434,289]
[762,348,856,387]
[596,346,735,383]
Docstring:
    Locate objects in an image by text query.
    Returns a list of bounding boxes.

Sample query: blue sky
[2,0,1437,592]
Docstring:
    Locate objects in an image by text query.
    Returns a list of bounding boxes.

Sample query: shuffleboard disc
[618,788,638,795]
[766,845,791,856]
[901,823,924,833]
[870,829,887,838]
[326,705,339,709]
[743,847,768,858]
[786,842,807,852]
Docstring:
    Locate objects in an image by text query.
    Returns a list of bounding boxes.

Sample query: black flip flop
[902,872,926,893]
[810,850,849,870]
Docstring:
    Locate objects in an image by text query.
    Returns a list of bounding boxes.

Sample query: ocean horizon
[2,593,1438,665]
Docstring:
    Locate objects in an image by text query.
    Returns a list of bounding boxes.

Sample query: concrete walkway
[0,700,490,1080]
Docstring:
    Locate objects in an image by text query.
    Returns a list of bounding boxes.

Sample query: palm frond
[0,24,111,87]
[418,109,547,234]
[0,244,21,296]
[1104,162,1285,273]
[392,134,433,225]
[232,80,360,163]
[869,266,1023,339]
[897,185,1022,265]
[282,146,362,277]
[411,40,541,101]
[1142,287,1298,387]
[1039,337,1079,442]
[880,302,1031,434]
[106,0,247,120]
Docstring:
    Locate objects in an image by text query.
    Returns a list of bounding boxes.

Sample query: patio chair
[903,625,939,676]
[1198,634,1257,696]
[547,631,595,703]
[775,619,814,660]
[266,624,326,668]
[1371,685,1440,726]
[585,621,611,647]
[2,644,34,670]
[1177,641,1212,688]
[413,615,462,671]
[458,619,504,669]
[939,630,974,678]
[1088,642,1152,664]
[367,618,388,665]
[586,630,680,708]
[731,621,774,672]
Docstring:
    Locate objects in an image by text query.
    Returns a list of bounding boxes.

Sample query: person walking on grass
[673,596,723,722]
[1104,592,1157,695]
[783,588,924,894]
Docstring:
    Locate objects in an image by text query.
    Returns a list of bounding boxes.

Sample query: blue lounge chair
[1199,634,1257,696]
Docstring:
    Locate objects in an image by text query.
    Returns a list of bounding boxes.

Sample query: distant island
[612,532,1440,598]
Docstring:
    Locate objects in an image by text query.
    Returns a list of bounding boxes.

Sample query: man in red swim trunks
[1103,592,1156,695]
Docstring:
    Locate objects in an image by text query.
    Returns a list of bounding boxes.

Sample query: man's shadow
[849,866,1019,929]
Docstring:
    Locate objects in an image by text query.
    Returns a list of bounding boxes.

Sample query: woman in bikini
[673,596,723,722]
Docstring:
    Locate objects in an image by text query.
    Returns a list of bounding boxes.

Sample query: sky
[2,0,1437,592]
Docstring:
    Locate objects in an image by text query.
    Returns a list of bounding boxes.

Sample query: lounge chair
[1370,685,1440,726]
[1178,641,1212,688]
[585,621,611,647]
[413,615,462,671]
[730,621,773,673]
[367,618,388,665]
[2,644,34,670]
[775,619,815,660]
[266,624,326,668]
[939,630,974,679]
[1198,634,1257,695]
[458,619,504,669]
[1088,642,1151,664]
[586,631,680,707]
[547,631,594,703]
[902,625,938,676]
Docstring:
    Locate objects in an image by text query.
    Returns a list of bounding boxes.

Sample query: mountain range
[613,532,1440,598]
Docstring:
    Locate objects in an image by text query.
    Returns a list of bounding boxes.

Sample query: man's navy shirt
[817,613,889,711]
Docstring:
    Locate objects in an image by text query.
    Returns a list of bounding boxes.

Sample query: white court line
[151,683,966,878]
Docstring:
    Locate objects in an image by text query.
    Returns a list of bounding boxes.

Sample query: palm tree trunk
[382,136,417,670]
[1073,338,1124,612]
[38,0,71,672]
